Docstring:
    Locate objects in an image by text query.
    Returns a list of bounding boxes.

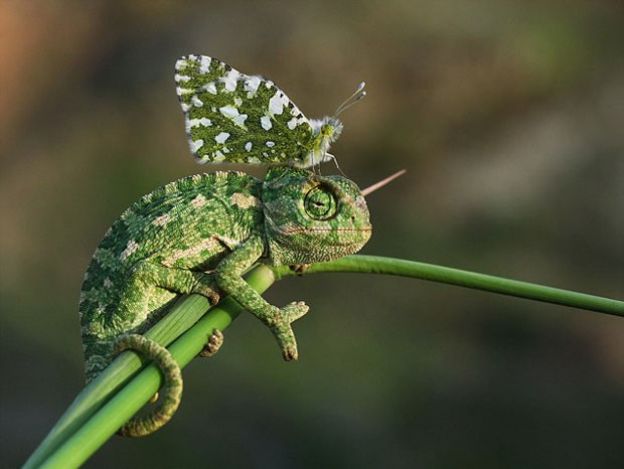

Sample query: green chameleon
[80,168,374,436]
[79,55,398,437]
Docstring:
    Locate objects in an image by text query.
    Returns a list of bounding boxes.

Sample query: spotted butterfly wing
[175,55,335,168]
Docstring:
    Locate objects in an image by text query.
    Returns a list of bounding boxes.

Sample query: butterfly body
[307,116,343,167]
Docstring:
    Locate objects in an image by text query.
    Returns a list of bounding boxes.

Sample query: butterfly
[175,55,365,168]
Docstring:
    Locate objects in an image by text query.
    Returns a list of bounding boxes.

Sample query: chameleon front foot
[199,329,224,357]
[271,301,309,361]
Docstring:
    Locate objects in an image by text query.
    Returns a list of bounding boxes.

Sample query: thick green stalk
[26,255,623,468]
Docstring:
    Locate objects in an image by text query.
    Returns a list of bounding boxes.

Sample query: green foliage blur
[1,1,622,467]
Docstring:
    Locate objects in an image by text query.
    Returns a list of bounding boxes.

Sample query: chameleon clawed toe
[267,301,310,361]
[289,264,310,275]
[148,392,159,404]
[280,301,309,322]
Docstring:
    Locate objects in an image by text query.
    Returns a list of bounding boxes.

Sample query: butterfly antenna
[361,169,406,197]
[334,82,367,117]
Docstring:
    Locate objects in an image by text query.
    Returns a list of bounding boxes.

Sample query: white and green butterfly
[175,55,365,168]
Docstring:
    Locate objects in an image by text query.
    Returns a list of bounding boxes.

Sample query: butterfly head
[262,166,372,265]
[319,116,344,142]
[301,82,367,168]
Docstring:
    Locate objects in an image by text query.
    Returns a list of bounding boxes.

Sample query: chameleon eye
[304,185,337,220]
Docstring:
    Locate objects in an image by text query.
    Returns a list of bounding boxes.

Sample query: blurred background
[1,1,623,467]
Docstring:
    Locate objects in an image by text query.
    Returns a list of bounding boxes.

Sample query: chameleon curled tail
[112,329,223,436]
[113,335,183,437]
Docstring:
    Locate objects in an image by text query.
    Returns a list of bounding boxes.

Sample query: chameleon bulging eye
[304,185,337,220]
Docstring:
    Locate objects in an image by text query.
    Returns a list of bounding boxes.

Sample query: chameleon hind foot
[113,334,183,437]
[199,329,224,357]
[271,301,309,361]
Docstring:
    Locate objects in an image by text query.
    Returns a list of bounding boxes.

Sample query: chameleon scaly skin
[79,166,372,436]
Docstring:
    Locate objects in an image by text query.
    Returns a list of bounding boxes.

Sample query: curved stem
[25,255,623,468]
[274,255,624,316]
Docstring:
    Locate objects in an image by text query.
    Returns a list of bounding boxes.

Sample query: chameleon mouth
[279,226,372,235]
[277,226,372,250]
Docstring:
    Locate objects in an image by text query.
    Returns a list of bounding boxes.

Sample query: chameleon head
[262,166,372,265]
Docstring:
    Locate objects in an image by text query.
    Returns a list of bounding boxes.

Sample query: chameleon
[79,166,373,436]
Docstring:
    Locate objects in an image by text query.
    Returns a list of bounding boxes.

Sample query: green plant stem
[274,255,623,316]
[26,255,624,468]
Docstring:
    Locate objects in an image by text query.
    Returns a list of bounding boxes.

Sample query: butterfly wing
[176,55,315,166]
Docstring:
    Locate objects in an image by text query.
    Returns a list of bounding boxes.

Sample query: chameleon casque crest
[79,55,372,437]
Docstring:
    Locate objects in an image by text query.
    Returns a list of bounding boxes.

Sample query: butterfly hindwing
[175,55,315,166]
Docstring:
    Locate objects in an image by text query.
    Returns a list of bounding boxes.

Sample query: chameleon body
[79,166,372,436]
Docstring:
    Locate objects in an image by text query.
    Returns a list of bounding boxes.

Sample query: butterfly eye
[304,185,337,220]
